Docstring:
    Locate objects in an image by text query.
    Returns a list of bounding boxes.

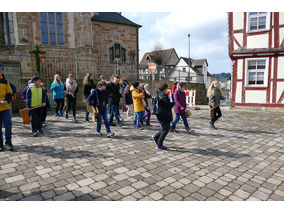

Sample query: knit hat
[132,81,139,89]
[28,80,32,84]
[144,83,149,89]
[178,82,184,87]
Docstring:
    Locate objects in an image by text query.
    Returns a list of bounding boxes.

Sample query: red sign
[185,91,190,96]
[166,90,171,96]
[192,91,195,97]
[149,63,156,73]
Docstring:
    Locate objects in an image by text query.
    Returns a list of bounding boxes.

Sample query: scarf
[145,87,151,96]
[66,78,77,96]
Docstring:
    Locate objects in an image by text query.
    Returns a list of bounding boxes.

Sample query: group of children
[0,64,225,151]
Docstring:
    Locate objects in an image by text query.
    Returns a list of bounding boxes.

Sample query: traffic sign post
[149,62,157,73]
[146,55,156,94]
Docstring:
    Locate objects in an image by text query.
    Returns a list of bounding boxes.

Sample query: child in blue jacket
[88,81,114,138]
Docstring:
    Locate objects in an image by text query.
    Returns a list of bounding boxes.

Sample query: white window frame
[247,12,270,33]
[245,57,269,88]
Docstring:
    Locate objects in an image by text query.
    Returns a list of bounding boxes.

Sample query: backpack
[151,92,160,115]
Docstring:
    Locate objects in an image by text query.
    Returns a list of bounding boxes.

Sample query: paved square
[0,106,283,201]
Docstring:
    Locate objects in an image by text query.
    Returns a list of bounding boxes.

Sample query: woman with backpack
[152,82,175,151]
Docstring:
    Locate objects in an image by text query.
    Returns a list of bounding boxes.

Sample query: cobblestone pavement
[1,106,284,201]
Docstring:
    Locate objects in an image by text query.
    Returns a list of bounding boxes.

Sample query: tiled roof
[180,57,212,76]
[139,48,177,66]
[91,12,142,28]
[180,57,208,67]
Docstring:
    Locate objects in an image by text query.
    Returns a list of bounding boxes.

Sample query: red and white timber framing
[228,12,284,108]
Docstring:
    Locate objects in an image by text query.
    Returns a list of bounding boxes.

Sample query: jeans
[85,109,89,120]
[96,106,111,133]
[154,122,170,147]
[29,107,42,132]
[136,111,145,126]
[109,104,121,124]
[211,106,222,124]
[171,112,189,129]
[66,96,76,117]
[55,98,64,114]
[0,110,12,147]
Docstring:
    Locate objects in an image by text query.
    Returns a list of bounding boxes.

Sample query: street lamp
[188,33,191,82]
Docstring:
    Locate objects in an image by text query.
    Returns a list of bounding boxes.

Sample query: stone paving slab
[0,107,284,201]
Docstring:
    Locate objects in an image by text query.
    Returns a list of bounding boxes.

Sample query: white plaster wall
[247,34,269,49]
[234,33,243,48]
[279,13,284,25]
[271,28,274,48]
[270,82,273,103]
[276,82,284,103]
[279,28,284,49]
[233,12,244,30]
[271,57,274,79]
[277,56,284,79]
[245,90,267,103]
[236,82,242,103]
[237,59,243,79]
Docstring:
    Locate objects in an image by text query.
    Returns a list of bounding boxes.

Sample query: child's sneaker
[107,132,114,138]
[96,132,102,136]
[136,125,143,130]
[33,131,39,137]
[54,113,59,117]
[65,113,68,119]
[73,117,78,122]
[156,145,168,151]
[38,129,43,134]
[59,111,63,117]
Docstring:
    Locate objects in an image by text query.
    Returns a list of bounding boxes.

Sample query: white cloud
[150,12,226,37]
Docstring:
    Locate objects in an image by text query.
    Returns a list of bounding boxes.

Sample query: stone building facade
[0,12,141,90]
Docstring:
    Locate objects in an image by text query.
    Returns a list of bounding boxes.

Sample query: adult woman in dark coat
[152,82,175,151]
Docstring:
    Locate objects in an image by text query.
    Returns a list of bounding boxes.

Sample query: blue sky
[123,12,231,74]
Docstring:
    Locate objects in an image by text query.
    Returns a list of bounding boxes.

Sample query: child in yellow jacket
[0,64,14,151]
[130,82,145,130]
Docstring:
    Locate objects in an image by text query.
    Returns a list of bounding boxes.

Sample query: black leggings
[154,122,171,147]
[66,95,77,117]
[55,99,64,114]
[211,106,222,124]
